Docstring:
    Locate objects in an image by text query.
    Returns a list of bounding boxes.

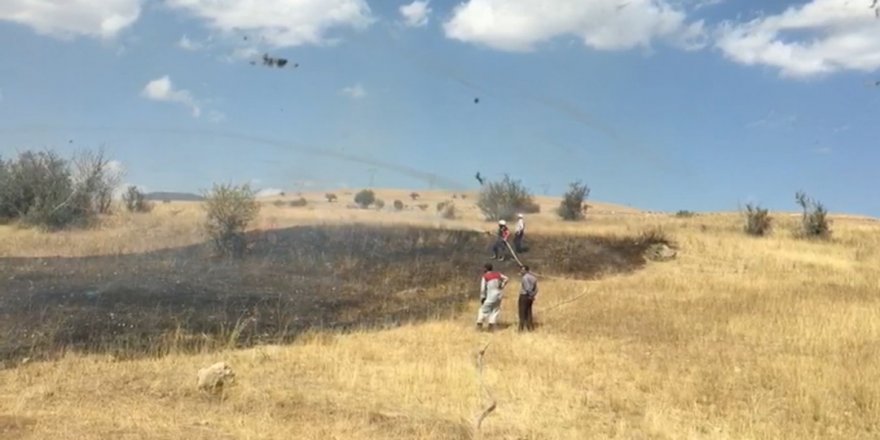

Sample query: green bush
[354,189,376,208]
[289,197,308,207]
[743,204,771,236]
[123,185,152,213]
[325,193,337,203]
[393,200,404,211]
[203,183,260,258]
[557,181,590,221]
[374,199,385,210]
[795,191,831,239]
[675,210,696,218]
[1,151,85,229]
[477,174,539,221]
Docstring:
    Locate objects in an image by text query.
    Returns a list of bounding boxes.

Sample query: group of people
[477,213,538,332]
[490,213,526,261]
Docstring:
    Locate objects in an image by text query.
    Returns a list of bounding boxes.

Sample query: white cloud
[177,34,204,51]
[340,83,367,99]
[443,0,706,52]
[141,76,201,117]
[746,109,798,129]
[0,0,142,39]
[166,0,373,48]
[717,0,880,78]
[400,1,431,28]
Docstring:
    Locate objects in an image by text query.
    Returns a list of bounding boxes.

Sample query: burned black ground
[0,224,657,363]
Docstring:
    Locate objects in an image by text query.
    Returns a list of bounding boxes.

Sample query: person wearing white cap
[513,213,526,253]
[491,219,511,261]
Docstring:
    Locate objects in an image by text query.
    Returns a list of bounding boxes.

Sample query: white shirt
[515,218,525,233]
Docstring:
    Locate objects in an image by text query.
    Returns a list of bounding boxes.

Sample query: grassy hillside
[1,190,879,439]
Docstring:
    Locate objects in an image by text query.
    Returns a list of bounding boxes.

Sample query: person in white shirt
[477,263,509,332]
[513,213,526,253]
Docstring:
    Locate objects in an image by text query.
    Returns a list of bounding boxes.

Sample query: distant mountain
[145,192,205,202]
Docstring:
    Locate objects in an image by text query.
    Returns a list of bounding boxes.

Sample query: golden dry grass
[1,190,879,439]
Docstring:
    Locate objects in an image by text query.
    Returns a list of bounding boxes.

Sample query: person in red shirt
[477,263,509,332]
[491,220,511,261]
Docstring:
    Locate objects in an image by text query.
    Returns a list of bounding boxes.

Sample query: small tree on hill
[795,191,831,239]
[409,192,420,201]
[203,183,260,258]
[325,193,337,203]
[393,200,404,211]
[557,181,590,221]
[354,189,376,209]
[123,185,151,213]
[374,199,385,210]
[477,174,539,221]
[743,203,771,236]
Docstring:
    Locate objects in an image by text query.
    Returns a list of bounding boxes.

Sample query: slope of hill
[145,191,205,202]
[0,192,878,439]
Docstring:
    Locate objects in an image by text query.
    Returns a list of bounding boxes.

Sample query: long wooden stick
[474,343,496,438]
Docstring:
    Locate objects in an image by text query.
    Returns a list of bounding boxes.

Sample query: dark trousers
[518,295,535,331]
[491,239,507,259]
[513,232,524,253]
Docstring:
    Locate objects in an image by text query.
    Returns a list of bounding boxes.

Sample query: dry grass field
[1,189,879,439]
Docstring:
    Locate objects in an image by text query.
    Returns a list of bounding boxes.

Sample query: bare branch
[474,343,496,438]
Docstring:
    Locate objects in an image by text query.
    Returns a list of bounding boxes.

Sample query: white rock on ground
[197,361,235,392]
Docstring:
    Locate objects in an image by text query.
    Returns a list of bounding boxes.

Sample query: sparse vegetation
[744,203,772,236]
[203,183,260,258]
[354,189,376,209]
[675,210,696,218]
[796,191,831,239]
[289,197,308,207]
[437,201,456,219]
[393,200,404,211]
[325,193,338,203]
[0,192,879,439]
[122,185,152,213]
[417,203,428,211]
[409,192,420,201]
[374,199,385,210]
[557,180,590,221]
[477,174,540,221]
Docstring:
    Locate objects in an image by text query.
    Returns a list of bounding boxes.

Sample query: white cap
[498,219,507,225]
[517,213,524,218]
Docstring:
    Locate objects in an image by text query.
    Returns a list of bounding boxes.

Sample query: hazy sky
[1,0,878,215]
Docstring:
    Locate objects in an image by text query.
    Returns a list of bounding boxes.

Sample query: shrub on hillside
[675,210,696,218]
[354,189,376,208]
[72,149,122,215]
[417,204,428,211]
[289,197,308,207]
[439,201,456,220]
[203,183,260,258]
[325,193,337,203]
[0,151,94,229]
[795,191,831,239]
[123,185,152,213]
[477,174,539,221]
[374,199,385,210]
[409,192,420,201]
[743,203,771,236]
[557,181,590,221]
[393,200,404,211]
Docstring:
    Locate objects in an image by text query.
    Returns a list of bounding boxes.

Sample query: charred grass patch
[0,225,657,363]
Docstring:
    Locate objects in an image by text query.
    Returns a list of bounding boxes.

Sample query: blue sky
[1,0,879,216]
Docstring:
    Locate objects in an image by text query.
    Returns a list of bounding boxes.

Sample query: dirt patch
[0,225,655,363]
[0,415,36,440]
